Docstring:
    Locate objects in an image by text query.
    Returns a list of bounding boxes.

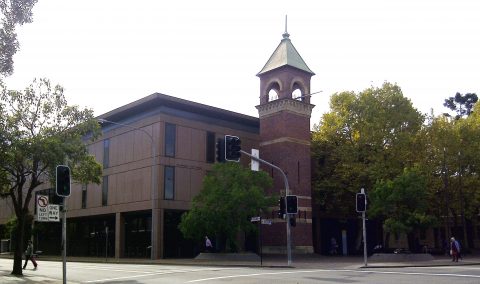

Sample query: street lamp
[98,118,158,260]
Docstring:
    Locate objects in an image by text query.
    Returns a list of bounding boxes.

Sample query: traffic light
[56,165,71,197]
[278,196,286,218]
[225,135,241,162]
[356,193,366,212]
[216,138,225,163]
[286,195,298,214]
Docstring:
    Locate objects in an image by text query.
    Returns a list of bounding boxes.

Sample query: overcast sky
[4,0,480,126]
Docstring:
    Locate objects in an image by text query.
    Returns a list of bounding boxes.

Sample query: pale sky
[5,0,480,126]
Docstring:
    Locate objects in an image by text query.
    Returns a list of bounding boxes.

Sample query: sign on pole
[261,219,272,225]
[36,195,49,222]
[251,149,259,171]
[48,204,60,222]
[250,216,261,222]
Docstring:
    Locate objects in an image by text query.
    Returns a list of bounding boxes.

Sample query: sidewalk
[2,253,480,283]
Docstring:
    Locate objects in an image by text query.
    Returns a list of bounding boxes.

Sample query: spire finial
[282,15,290,39]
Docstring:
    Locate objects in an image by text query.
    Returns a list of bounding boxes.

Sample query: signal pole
[361,188,367,267]
[240,150,293,266]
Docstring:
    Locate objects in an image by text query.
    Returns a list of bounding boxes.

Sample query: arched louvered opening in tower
[266,81,280,102]
[292,82,306,102]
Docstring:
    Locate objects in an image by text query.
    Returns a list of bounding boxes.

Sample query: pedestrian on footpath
[450,237,460,262]
[330,237,338,255]
[205,236,213,253]
[23,240,38,270]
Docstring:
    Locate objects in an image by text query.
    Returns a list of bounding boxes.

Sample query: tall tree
[179,162,274,252]
[0,78,102,276]
[312,82,424,217]
[369,168,436,251]
[443,92,478,120]
[0,0,38,76]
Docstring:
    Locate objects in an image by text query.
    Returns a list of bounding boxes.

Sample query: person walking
[205,236,213,253]
[330,237,338,255]
[450,237,460,262]
[23,240,38,270]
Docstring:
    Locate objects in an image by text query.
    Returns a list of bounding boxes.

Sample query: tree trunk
[11,215,25,276]
[384,232,390,250]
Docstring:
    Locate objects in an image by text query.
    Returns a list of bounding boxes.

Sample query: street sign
[251,149,259,171]
[250,216,261,222]
[36,195,49,222]
[48,204,60,222]
[261,219,272,225]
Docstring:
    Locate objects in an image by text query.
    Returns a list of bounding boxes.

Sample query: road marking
[186,268,480,283]
[84,267,236,283]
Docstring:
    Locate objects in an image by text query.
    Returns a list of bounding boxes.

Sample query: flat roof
[97,93,260,131]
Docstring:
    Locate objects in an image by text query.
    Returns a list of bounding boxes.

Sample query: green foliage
[3,214,33,246]
[0,0,37,76]
[312,82,424,216]
[0,78,102,275]
[443,92,478,119]
[178,162,274,252]
[369,168,437,235]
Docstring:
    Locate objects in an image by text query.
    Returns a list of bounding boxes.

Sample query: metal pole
[361,188,367,267]
[260,217,263,266]
[62,197,67,284]
[240,150,292,266]
[98,118,158,260]
[105,226,108,262]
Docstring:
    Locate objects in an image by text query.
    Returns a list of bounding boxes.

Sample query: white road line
[84,267,237,283]
[186,268,480,283]
[409,265,480,271]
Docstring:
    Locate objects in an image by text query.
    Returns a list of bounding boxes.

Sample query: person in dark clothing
[450,237,460,262]
[23,240,38,269]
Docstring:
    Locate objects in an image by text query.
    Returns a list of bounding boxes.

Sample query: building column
[153,208,164,258]
[115,212,124,259]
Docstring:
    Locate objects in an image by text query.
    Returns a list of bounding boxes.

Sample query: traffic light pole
[62,197,67,284]
[240,150,292,266]
[361,188,367,267]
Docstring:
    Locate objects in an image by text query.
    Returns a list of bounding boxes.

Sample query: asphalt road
[3,258,480,283]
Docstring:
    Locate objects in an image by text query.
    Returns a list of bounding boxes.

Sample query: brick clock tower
[256,27,315,254]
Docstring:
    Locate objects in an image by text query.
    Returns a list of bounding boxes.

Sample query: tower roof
[257,32,315,76]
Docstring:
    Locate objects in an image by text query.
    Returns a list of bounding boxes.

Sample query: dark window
[164,166,175,200]
[206,132,215,163]
[103,139,110,168]
[102,176,108,206]
[165,123,176,157]
[81,184,87,209]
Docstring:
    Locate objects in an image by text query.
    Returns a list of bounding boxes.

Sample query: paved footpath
[2,253,480,283]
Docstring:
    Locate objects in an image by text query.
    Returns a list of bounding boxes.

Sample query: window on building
[165,123,176,157]
[81,184,87,209]
[164,166,175,200]
[206,131,215,163]
[102,176,108,206]
[103,139,110,168]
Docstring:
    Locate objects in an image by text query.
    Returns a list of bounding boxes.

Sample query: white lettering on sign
[250,216,261,222]
[261,219,272,225]
[48,204,60,222]
[36,195,49,222]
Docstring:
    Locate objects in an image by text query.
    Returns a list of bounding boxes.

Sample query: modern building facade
[0,28,323,258]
